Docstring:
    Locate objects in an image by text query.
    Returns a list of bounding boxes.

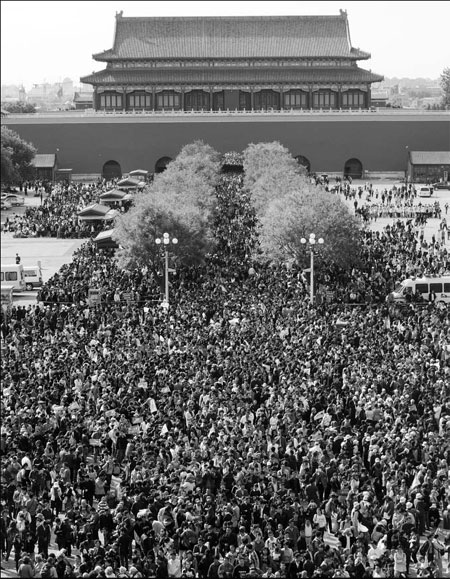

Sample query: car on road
[432,181,450,190]
[0,199,11,211]
[0,193,24,206]
[418,186,432,198]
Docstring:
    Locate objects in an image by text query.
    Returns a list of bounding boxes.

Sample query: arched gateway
[155,157,173,174]
[344,158,363,179]
[102,160,122,180]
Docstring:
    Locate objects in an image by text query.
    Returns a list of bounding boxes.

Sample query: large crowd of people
[2,180,124,239]
[1,173,449,579]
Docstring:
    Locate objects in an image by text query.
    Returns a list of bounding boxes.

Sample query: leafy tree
[440,67,450,108]
[113,140,220,270]
[260,187,362,270]
[243,140,361,269]
[114,196,211,273]
[1,101,37,114]
[1,126,36,184]
[243,141,304,213]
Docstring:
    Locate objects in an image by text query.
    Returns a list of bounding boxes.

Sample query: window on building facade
[156,91,180,109]
[128,92,152,109]
[213,92,225,110]
[284,91,308,108]
[254,90,280,110]
[312,91,337,109]
[239,92,251,110]
[342,91,365,108]
[100,93,123,108]
[184,90,210,110]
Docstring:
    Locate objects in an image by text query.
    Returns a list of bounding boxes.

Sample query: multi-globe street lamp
[300,233,324,305]
[155,232,178,307]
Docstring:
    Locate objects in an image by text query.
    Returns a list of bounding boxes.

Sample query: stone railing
[2,108,449,119]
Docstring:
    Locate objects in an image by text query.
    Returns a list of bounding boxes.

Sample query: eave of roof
[81,66,383,86]
[32,154,56,168]
[410,151,450,165]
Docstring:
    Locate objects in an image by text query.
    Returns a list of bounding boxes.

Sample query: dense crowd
[1,174,450,579]
[2,180,122,239]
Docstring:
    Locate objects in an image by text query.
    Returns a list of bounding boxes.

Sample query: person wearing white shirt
[167,551,182,578]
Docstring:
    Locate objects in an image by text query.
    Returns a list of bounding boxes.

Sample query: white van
[387,275,450,304]
[23,263,43,290]
[0,264,25,292]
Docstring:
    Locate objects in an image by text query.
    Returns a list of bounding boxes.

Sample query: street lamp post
[300,233,324,305]
[155,232,178,307]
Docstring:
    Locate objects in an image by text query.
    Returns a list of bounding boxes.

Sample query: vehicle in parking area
[432,181,450,190]
[23,264,43,290]
[418,186,432,197]
[0,193,24,206]
[0,199,11,210]
[0,263,25,291]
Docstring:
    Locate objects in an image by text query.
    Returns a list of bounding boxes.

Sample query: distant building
[27,83,56,102]
[62,78,74,98]
[1,84,25,102]
[32,153,58,181]
[408,151,450,183]
[73,91,94,109]
[81,10,383,111]
[371,88,390,108]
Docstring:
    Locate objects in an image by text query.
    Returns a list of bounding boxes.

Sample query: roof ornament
[116,10,123,19]
[339,9,347,16]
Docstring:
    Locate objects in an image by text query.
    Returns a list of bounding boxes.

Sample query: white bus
[0,264,25,292]
[387,275,450,304]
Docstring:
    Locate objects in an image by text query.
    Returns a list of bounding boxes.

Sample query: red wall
[3,115,449,175]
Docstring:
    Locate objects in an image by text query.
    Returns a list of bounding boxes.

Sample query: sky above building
[1,0,449,89]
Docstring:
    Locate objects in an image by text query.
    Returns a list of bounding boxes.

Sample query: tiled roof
[92,14,369,60]
[81,66,383,85]
[78,204,111,216]
[73,92,94,102]
[32,154,56,168]
[99,189,126,200]
[410,151,450,165]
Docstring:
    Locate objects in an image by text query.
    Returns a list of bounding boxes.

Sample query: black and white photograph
[1,1,450,578]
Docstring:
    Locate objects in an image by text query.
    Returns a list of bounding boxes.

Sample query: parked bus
[0,263,25,292]
[387,275,450,304]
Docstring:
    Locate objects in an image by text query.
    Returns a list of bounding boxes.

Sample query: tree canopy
[243,141,361,269]
[260,187,362,270]
[1,101,36,114]
[113,140,220,271]
[1,126,36,184]
[114,138,362,274]
[243,141,304,213]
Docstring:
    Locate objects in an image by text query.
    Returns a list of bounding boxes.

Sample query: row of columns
[94,86,370,110]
